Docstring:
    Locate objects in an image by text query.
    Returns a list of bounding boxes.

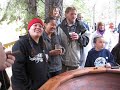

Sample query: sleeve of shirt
[77,21,89,47]
[111,47,118,63]
[78,32,89,47]
[107,50,116,66]
[56,27,64,46]
[85,52,92,67]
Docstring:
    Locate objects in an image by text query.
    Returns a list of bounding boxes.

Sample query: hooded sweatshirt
[11,35,48,90]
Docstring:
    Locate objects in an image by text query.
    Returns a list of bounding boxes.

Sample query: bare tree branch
[0,0,12,22]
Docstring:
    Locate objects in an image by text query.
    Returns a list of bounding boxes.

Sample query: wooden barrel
[38,67,120,90]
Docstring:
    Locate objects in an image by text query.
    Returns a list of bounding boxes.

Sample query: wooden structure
[38,67,120,90]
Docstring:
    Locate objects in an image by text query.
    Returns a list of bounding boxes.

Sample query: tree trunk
[45,0,63,18]
[27,0,38,17]
[24,0,38,29]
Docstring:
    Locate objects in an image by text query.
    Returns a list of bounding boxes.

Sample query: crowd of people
[0,6,120,90]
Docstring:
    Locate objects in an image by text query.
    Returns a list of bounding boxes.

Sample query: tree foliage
[0,0,88,25]
[0,0,119,30]
[116,0,120,10]
[0,0,26,23]
[0,0,45,29]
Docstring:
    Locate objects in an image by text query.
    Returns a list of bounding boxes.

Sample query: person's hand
[49,49,62,56]
[105,63,111,68]
[3,54,15,69]
[0,43,15,70]
[70,32,79,40]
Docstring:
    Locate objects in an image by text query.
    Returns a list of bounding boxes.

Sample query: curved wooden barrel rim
[38,67,120,90]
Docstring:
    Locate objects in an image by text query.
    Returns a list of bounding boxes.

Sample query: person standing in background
[109,22,115,33]
[57,6,89,72]
[77,13,89,31]
[49,6,61,26]
[91,22,113,51]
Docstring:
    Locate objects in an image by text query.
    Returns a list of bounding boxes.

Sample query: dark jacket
[43,32,62,72]
[11,35,48,90]
[0,70,10,90]
[85,48,116,67]
[111,44,120,65]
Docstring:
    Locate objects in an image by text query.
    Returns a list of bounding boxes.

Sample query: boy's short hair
[93,35,103,43]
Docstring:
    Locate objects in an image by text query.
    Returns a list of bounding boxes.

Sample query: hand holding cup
[69,32,79,40]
